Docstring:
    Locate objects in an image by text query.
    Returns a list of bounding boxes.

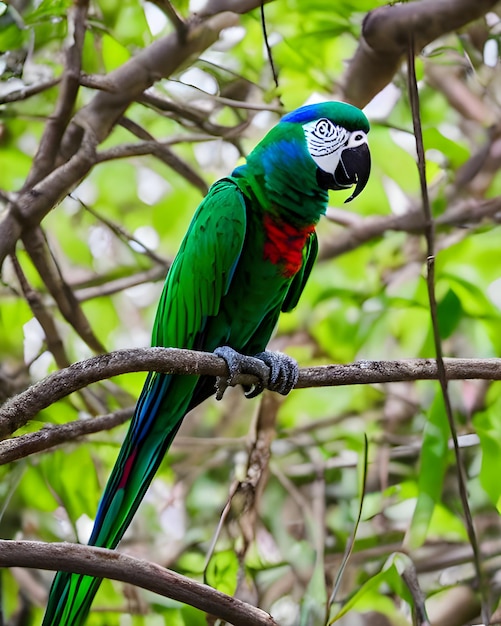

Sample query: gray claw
[255,350,299,396]
[214,346,241,400]
[214,346,298,400]
[214,346,267,400]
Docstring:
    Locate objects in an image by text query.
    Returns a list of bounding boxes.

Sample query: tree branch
[339,0,499,108]
[0,540,277,626]
[0,407,133,465]
[319,196,501,261]
[0,10,242,269]
[1,347,501,439]
[22,0,89,188]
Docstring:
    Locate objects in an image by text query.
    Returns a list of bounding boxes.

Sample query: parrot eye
[347,131,367,148]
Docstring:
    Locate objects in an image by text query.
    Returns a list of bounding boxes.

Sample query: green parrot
[41,101,370,625]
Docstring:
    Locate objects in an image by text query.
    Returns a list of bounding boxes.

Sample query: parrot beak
[335,143,371,203]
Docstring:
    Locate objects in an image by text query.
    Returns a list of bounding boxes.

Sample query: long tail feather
[42,372,205,626]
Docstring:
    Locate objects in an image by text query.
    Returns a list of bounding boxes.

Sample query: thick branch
[0,540,277,626]
[339,0,499,108]
[1,348,501,439]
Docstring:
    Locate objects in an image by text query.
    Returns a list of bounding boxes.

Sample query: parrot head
[281,101,371,203]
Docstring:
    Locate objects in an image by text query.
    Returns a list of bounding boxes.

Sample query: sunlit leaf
[405,395,450,549]
[204,549,239,596]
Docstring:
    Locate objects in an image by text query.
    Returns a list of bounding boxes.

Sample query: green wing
[281,231,318,313]
[153,178,247,349]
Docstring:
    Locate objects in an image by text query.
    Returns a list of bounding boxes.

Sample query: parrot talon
[214,346,298,400]
[214,346,268,400]
[254,350,299,396]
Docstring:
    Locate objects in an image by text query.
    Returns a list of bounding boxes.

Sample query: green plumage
[42,101,370,625]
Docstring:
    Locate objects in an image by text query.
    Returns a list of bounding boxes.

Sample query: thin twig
[138,92,251,139]
[319,196,501,261]
[328,434,368,609]
[0,78,60,105]
[401,558,431,626]
[72,195,170,266]
[0,407,133,465]
[151,0,186,37]
[9,254,70,370]
[406,40,488,623]
[9,253,105,415]
[21,227,107,354]
[260,1,281,104]
[118,117,208,193]
[74,265,168,302]
[96,134,215,163]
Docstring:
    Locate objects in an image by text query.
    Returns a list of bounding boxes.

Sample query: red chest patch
[263,214,315,278]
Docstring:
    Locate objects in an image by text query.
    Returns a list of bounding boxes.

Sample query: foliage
[1,0,501,625]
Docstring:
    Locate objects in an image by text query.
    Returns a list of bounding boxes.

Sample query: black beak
[334,143,371,203]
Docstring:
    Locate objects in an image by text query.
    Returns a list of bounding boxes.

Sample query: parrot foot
[214,346,299,400]
[252,350,299,397]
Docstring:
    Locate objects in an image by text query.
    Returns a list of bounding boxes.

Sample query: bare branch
[0,408,133,465]
[319,196,501,261]
[22,0,89,188]
[96,135,214,163]
[339,0,499,108]
[118,117,208,194]
[21,228,107,354]
[61,12,240,151]
[76,195,170,266]
[149,0,187,36]
[10,253,71,370]
[0,10,244,269]
[0,128,98,260]
[0,78,60,105]
[0,540,277,626]
[74,265,168,302]
[2,347,501,439]
[138,91,251,138]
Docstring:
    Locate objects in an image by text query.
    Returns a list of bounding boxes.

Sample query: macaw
[41,101,371,625]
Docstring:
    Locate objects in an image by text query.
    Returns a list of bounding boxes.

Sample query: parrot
[41,100,371,625]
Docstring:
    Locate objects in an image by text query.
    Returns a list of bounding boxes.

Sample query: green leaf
[0,21,27,50]
[102,32,130,72]
[405,395,450,549]
[474,391,501,512]
[204,549,239,596]
[39,447,100,528]
[437,287,462,339]
[329,554,413,624]
[24,0,71,24]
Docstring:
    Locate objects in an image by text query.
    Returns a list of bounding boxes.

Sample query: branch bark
[339,0,499,108]
[0,540,277,626]
[1,347,501,439]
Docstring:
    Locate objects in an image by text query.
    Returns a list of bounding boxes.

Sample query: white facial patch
[303,118,350,174]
